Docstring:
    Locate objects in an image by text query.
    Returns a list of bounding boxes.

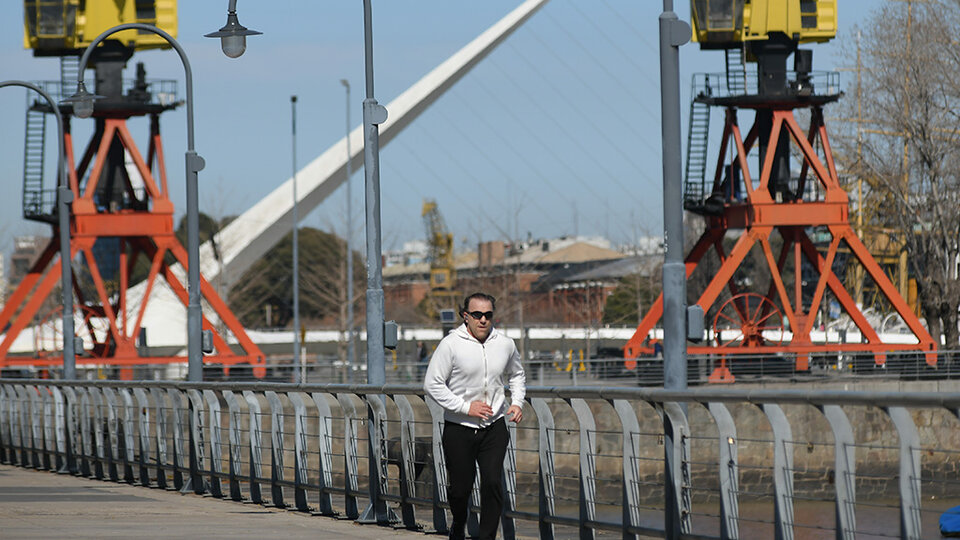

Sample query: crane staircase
[683,95,711,209]
[22,100,48,222]
[725,48,747,94]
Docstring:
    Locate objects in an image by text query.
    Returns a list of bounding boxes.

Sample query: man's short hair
[461,292,496,315]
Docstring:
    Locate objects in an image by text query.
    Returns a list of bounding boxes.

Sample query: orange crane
[2,0,265,378]
[623,0,935,382]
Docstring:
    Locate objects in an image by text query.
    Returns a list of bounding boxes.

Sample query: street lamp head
[340,79,350,89]
[205,10,262,58]
[61,81,102,119]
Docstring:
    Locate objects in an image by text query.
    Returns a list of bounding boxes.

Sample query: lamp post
[65,23,206,381]
[2,81,75,379]
[204,0,261,58]
[291,95,302,383]
[340,78,356,383]
[361,0,388,388]
[359,0,392,525]
[659,1,691,536]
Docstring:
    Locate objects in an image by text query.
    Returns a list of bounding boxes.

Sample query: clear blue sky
[0,0,878,259]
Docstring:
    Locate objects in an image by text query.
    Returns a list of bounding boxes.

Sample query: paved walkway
[0,465,430,539]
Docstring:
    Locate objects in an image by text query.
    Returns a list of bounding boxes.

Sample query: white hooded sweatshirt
[423,323,526,429]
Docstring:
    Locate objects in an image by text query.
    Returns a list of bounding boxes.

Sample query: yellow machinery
[691,0,836,49]
[421,200,459,318]
[24,0,177,55]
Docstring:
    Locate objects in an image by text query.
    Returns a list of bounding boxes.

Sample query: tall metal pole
[74,24,205,381]
[1,81,75,379]
[361,0,387,387]
[659,0,688,393]
[659,1,690,536]
[291,95,302,383]
[360,0,391,525]
[341,79,356,383]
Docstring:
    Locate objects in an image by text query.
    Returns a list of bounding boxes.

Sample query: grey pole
[360,0,391,525]
[361,0,387,387]
[74,23,205,381]
[340,79,356,383]
[291,95,302,383]
[1,81,75,379]
[659,2,691,536]
[659,0,688,393]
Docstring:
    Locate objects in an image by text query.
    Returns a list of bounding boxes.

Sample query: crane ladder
[22,100,48,222]
[684,98,711,208]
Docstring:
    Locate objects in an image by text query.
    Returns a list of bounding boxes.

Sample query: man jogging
[424,292,526,540]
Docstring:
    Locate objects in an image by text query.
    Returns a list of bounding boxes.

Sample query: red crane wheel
[712,293,785,348]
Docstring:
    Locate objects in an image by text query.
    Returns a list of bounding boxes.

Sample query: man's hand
[467,401,493,420]
[506,404,523,423]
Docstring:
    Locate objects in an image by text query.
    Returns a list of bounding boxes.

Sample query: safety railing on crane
[2,379,959,539]
[690,70,842,102]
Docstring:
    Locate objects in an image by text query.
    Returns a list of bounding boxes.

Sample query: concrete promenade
[0,465,428,539]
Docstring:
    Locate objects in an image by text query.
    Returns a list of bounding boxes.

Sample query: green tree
[602,272,659,326]
[227,227,362,328]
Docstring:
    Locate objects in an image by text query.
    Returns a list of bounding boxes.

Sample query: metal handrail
[1,379,956,539]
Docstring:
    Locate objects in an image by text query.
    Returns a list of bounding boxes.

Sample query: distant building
[384,235,660,325]
[384,239,429,267]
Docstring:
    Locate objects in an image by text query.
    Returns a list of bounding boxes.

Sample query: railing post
[242,391,265,504]
[185,389,207,494]
[59,385,79,474]
[203,389,224,498]
[530,398,556,540]
[425,396,449,534]
[11,385,26,467]
[0,385,9,464]
[707,402,740,540]
[41,385,54,470]
[818,404,856,540]
[27,385,43,469]
[884,406,922,540]
[661,402,692,537]
[88,387,106,479]
[310,392,336,515]
[567,398,598,540]
[612,398,643,539]
[151,387,170,490]
[264,391,286,508]
[222,391,245,501]
[501,418,519,540]
[118,388,137,483]
[168,389,187,490]
[394,394,420,529]
[78,388,94,477]
[361,392,395,524]
[759,403,795,540]
[336,393,361,519]
[102,388,121,481]
[132,388,152,486]
[287,392,311,512]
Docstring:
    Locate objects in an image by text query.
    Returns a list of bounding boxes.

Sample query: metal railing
[1,379,958,539]
[12,348,954,387]
[29,78,180,107]
[690,70,842,101]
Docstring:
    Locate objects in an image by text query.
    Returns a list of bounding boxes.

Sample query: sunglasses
[466,311,494,321]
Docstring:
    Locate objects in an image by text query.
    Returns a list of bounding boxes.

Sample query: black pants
[442,418,509,540]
